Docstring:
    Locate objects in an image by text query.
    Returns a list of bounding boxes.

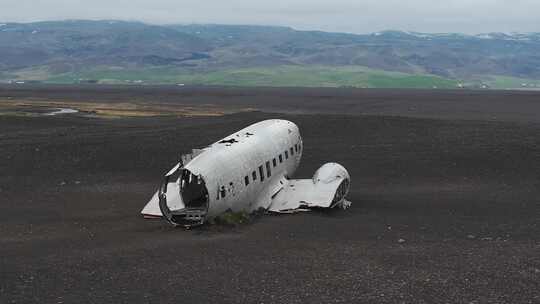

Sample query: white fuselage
[183,119,303,217]
[142,119,351,227]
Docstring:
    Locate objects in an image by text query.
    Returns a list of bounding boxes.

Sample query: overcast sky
[0,0,538,34]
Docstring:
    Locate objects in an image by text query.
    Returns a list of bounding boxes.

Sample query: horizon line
[1,19,539,36]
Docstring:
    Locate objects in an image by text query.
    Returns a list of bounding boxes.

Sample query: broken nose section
[158,163,208,228]
[159,193,207,227]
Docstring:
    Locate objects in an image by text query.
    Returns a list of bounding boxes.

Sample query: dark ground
[1,85,540,303]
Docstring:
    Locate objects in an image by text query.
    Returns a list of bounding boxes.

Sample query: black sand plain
[1,85,539,303]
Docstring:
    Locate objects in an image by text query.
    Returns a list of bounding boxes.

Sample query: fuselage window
[259,165,265,182]
[285,151,288,159]
[252,170,257,181]
[220,186,226,198]
[272,158,277,167]
[244,176,249,186]
[290,147,294,156]
[279,154,283,163]
[266,161,271,178]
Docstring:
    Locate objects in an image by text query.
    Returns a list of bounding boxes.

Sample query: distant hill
[1,20,539,89]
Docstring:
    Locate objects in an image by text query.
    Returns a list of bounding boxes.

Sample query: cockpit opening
[180,169,209,209]
[158,166,209,227]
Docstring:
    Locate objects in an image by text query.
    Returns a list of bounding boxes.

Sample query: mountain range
[1,20,539,88]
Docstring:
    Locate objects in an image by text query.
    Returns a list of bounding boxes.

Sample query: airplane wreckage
[141,119,351,227]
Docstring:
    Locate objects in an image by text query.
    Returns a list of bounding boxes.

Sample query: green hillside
[31,65,458,88]
[1,20,539,89]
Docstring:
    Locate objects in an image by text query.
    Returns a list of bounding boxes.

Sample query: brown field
[0,98,255,118]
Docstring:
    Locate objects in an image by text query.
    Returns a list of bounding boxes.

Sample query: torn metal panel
[142,182,184,217]
[268,163,351,213]
[181,148,205,165]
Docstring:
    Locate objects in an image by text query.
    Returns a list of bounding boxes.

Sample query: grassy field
[481,75,540,90]
[4,65,459,89]
[4,65,540,89]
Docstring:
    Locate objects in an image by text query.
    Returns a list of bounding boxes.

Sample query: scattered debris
[467,234,476,239]
[398,238,406,244]
[340,200,352,209]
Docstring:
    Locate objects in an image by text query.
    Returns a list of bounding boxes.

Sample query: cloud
[0,0,538,33]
